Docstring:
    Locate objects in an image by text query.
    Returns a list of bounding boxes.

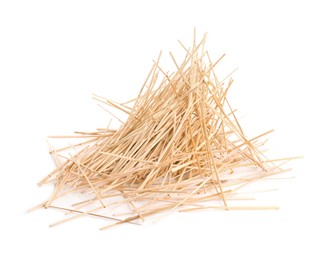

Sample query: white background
[1,0,332,259]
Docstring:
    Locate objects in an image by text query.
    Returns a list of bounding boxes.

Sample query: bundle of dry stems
[33,34,294,230]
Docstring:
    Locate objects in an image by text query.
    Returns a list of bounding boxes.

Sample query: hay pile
[36,35,290,229]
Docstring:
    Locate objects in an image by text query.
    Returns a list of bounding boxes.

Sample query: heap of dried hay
[34,34,292,229]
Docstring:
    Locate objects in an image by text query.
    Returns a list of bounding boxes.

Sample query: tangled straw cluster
[35,35,291,229]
